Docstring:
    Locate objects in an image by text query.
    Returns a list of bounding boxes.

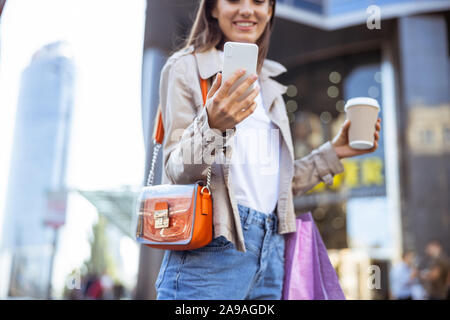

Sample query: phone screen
[222,42,258,102]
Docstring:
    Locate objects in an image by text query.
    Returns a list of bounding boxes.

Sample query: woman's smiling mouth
[233,21,257,31]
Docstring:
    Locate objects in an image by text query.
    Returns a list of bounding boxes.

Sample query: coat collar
[192,45,287,113]
[192,45,287,81]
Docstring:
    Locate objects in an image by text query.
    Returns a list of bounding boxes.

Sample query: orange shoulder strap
[153,78,208,145]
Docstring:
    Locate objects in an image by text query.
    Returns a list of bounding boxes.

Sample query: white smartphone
[222,42,258,102]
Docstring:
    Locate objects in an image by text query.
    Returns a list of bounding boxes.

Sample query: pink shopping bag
[282,212,346,300]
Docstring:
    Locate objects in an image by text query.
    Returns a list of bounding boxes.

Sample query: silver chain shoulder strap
[145,139,211,194]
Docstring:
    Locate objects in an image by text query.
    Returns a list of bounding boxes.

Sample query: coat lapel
[260,76,294,162]
[193,46,288,82]
[194,47,222,80]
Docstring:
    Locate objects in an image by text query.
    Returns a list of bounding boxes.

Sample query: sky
[0,0,147,296]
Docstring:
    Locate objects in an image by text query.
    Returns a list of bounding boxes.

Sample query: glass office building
[1,41,75,298]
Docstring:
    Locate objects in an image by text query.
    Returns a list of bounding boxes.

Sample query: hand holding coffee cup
[331,97,381,159]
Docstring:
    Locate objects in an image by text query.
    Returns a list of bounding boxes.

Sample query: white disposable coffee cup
[344,97,380,150]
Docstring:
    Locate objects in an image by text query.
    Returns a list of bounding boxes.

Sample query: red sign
[44,190,68,228]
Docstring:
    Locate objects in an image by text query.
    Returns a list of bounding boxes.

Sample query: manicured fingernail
[251,74,257,80]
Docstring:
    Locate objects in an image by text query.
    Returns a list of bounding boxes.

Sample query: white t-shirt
[229,83,281,214]
[218,51,281,214]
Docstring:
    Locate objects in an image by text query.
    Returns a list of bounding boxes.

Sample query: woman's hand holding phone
[205,69,260,133]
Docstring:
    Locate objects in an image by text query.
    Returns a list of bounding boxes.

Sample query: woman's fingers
[232,85,260,115]
[374,131,379,141]
[343,119,351,132]
[228,74,258,103]
[217,69,246,99]
[236,101,257,122]
[376,118,381,130]
[363,140,378,154]
[207,72,221,100]
[374,118,381,141]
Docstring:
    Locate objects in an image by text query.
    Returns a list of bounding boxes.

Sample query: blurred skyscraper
[0,0,6,18]
[0,0,5,61]
[0,41,75,298]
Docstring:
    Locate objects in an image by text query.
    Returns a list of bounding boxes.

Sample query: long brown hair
[182,0,276,75]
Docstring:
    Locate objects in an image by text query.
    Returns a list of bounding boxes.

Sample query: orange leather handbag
[135,78,213,250]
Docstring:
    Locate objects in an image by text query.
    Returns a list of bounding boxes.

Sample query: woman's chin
[228,35,257,43]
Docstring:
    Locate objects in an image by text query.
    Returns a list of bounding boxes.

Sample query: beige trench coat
[159,45,344,253]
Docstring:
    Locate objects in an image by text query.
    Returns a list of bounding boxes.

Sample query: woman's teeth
[236,22,254,27]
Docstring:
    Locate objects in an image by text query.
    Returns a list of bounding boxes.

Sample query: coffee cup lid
[344,97,380,112]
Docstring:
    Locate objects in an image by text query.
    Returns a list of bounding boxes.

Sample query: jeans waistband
[237,203,278,232]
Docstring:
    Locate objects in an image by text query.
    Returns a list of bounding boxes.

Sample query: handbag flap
[137,184,198,244]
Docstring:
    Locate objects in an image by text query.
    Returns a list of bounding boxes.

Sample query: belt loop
[243,209,253,230]
[265,215,271,231]
[267,213,276,232]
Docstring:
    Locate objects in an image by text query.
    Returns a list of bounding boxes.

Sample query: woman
[156,0,381,300]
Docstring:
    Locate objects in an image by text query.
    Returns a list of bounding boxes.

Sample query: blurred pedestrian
[100,274,114,299]
[84,273,103,300]
[389,251,419,300]
[113,283,125,300]
[81,272,95,298]
[419,240,449,300]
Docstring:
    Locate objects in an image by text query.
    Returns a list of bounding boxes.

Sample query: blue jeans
[155,203,285,300]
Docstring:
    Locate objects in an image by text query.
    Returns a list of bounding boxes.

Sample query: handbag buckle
[154,208,169,229]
